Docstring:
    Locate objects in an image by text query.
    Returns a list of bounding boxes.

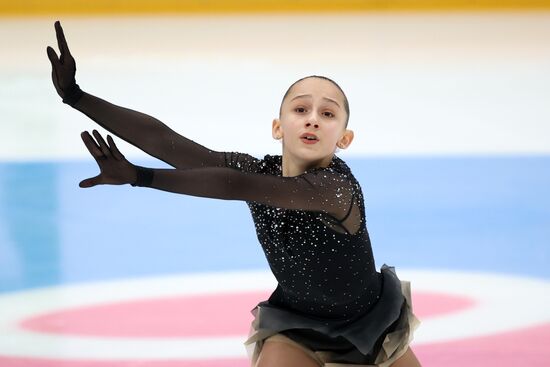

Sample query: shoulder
[332,156,363,192]
[224,152,268,173]
[329,155,353,176]
[226,153,282,175]
[303,156,363,198]
[257,154,282,175]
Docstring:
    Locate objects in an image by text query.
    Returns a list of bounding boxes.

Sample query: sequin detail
[225,153,382,319]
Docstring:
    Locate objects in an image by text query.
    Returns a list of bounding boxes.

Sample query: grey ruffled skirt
[244,265,420,366]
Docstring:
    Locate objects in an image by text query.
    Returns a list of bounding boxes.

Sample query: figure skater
[47,21,421,367]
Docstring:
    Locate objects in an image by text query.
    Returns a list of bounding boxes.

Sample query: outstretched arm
[81,132,353,219]
[47,21,225,170]
[145,167,351,218]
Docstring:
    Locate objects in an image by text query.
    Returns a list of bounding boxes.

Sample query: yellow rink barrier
[1,0,550,15]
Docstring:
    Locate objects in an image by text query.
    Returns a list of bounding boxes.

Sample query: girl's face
[273,77,354,169]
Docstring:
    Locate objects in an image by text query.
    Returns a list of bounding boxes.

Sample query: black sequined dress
[224,152,406,363]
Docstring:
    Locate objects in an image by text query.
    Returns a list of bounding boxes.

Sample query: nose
[305,122,319,128]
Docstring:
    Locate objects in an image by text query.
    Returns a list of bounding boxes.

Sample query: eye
[323,111,335,118]
[295,107,307,113]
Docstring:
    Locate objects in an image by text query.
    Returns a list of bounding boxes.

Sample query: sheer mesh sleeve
[73,92,226,169]
[146,159,362,234]
[239,168,362,234]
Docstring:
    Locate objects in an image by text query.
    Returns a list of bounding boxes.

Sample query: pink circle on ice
[20,291,473,337]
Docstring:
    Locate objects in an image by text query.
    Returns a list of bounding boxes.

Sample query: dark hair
[279,75,350,127]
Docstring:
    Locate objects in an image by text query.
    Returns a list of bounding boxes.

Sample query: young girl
[47,21,421,367]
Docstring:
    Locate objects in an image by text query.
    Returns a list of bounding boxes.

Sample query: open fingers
[46,46,61,69]
[107,135,125,160]
[47,47,63,95]
[81,131,104,160]
[92,130,112,157]
[54,20,72,61]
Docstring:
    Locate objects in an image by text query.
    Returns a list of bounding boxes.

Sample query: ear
[337,129,354,149]
[272,118,283,140]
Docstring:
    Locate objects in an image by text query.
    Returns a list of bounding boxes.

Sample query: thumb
[79,175,102,188]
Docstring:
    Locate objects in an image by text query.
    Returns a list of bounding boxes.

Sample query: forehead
[286,78,345,104]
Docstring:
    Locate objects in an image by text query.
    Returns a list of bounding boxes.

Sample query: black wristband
[131,166,155,187]
[62,83,84,106]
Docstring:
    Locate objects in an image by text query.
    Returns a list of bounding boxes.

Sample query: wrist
[131,165,155,187]
[62,83,84,106]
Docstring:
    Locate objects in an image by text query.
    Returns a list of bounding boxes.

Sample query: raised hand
[46,21,82,105]
[80,130,137,188]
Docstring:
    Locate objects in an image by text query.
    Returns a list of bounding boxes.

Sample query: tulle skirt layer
[244,265,420,366]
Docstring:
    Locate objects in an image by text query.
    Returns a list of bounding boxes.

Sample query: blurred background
[0,1,549,366]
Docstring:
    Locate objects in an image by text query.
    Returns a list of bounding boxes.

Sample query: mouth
[300,133,319,144]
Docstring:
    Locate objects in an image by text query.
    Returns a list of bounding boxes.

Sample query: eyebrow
[290,94,341,108]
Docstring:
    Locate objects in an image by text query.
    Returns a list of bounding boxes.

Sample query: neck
[281,153,334,177]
